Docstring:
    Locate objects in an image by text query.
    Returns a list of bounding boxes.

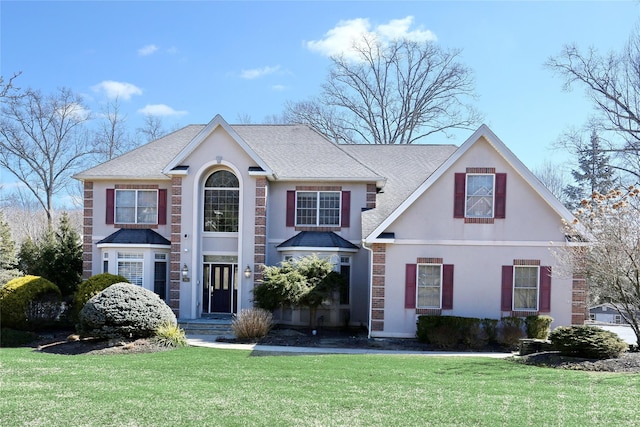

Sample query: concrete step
[179,319,234,337]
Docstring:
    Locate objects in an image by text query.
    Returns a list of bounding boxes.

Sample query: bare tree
[136,114,167,143]
[547,27,640,178]
[557,186,640,345]
[287,37,480,144]
[0,87,92,228]
[533,160,570,208]
[94,97,136,162]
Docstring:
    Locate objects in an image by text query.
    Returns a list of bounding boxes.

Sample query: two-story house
[74,114,586,338]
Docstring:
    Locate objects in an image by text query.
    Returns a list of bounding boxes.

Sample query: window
[117,252,143,286]
[454,172,506,220]
[339,256,351,305]
[203,170,239,232]
[296,191,340,226]
[466,174,494,218]
[115,190,158,224]
[513,266,539,311]
[417,264,442,308]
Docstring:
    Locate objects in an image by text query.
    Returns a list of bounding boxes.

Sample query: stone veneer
[82,181,94,279]
[370,243,386,331]
[253,178,267,284]
[169,176,182,317]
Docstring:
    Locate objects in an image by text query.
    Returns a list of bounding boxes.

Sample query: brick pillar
[253,178,267,286]
[371,243,386,332]
[572,272,588,325]
[169,176,182,318]
[82,181,94,279]
[366,183,377,209]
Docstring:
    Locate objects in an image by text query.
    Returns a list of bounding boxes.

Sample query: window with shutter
[454,171,507,220]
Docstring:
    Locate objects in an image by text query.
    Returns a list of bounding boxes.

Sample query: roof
[276,231,359,251]
[339,144,458,238]
[97,229,171,246]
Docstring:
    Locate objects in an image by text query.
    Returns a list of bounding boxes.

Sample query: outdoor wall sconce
[182,264,190,282]
[244,265,252,278]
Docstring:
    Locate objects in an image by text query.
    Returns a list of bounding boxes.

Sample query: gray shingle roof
[97,228,171,246]
[339,144,458,238]
[276,231,359,250]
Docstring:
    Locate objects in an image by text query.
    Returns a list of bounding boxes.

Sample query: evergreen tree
[0,211,20,285]
[564,130,615,209]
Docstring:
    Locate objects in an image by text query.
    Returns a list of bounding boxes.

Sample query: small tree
[253,255,344,328]
[557,186,640,345]
[0,210,20,285]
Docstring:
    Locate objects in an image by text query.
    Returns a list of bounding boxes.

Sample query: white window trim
[512,265,540,312]
[416,263,443,309]
[202,174,240,233]
[117,251,144,287]
[295,191,341,227]
[465,173,495,219]
[115,189,159,225]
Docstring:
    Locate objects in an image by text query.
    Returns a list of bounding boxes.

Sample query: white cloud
[240,65,281,80]
[271,84,287,91]
[306,16,437,60]
[138,44,159,56]
[91,80,143,100]
[137,104,188,116]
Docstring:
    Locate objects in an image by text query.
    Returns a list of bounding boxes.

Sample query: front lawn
[1,346,638,426]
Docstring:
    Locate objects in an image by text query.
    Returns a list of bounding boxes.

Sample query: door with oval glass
[202,263,237,314]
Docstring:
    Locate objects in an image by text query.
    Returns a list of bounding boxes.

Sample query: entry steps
[179,315,235,337]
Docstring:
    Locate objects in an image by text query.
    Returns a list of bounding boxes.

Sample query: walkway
[187,334,513,358]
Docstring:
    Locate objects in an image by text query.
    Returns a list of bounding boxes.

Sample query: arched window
[203,170,239,232]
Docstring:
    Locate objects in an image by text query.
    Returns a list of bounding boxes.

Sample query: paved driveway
[593,324,638,345]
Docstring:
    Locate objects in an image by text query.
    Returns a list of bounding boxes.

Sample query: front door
[202,264,237,314]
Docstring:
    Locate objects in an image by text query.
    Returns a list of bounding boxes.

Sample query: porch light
[182,264,190,282]
[244,265,252,278]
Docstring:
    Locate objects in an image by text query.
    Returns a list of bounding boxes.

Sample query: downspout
[362,239,374,339]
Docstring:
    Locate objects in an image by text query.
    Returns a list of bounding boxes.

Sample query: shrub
[0,275,62,330]
[153,322,188,348]
[73,273,129,320]
[78,283,177,339]
[481,318,499,343]
[549,325,628,359]
[0,328,38,347]
[232,308,274,341]
[416,316,488,350]
[525,315,553,339]
[497,316,525,349]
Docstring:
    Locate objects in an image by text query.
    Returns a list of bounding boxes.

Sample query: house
[589,303,638,325]
[73,114,587,338]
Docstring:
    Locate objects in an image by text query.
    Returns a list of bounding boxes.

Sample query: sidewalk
[187,334,513,358]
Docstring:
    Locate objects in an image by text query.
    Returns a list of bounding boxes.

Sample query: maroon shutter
[158,189,167,225]
[106,189,115,224]
[405,264,417,309]
[501,265,513,311]
[442,264,454,310]
[340,191,351,228]
[454,173,466,218]
[539,266,552,312]
[286,190,296,227]
[495,173,507,219]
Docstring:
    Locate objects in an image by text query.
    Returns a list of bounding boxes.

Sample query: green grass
[1,347,639,426]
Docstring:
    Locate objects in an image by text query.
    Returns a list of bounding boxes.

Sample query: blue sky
[1,1,638,206]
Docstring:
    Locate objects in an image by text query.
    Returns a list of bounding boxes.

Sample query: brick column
[571,272,588,325]
[253,178,267,285]
[371,243,386,332]
[82,181,94,279]
[366,183,377,209]
[169,176,182,317]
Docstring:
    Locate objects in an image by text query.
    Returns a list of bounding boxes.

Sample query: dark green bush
[78,282,176,339]
[416,316,488,349]
[549,325,628,359]
[525,315,553,339]
[497,316,525,349]
[481,318,499,343]
[0,328,38,347]
[72,273,129,321]
[0,275,62,330]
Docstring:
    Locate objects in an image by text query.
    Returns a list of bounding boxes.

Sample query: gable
[363,125,576,242]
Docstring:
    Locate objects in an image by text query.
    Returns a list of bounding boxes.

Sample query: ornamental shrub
[525,315,553,339]
[549,325,628,359]
[497,316,525,349]
[78,282,176,339]
[153,322,188,348]
[416,315,488,349]
[0,275,62,330]
[232,308,274,341]
[72,273,129,321]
